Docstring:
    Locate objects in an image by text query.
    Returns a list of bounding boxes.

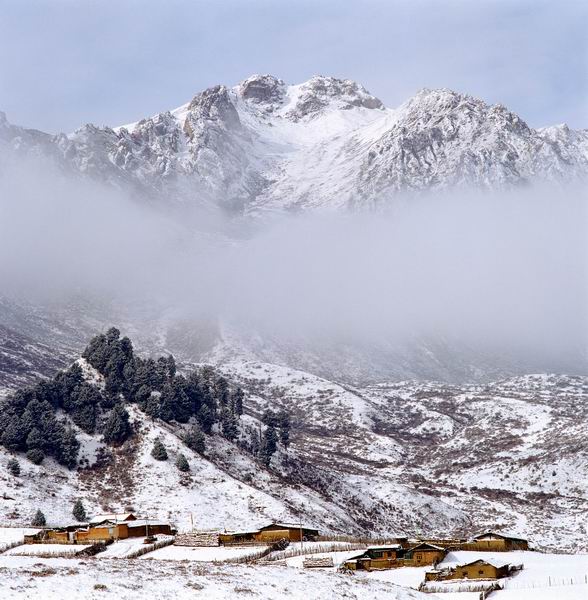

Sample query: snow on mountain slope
[215,362,588,551]
[1,352,586,551]
[1,75,586,212]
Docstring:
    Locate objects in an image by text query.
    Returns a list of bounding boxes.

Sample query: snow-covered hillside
[1,356,586,552]
[1,75,586,212]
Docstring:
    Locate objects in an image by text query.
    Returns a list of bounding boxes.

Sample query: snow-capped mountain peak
[1,75,586,212]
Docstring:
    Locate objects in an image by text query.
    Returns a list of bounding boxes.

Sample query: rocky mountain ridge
[1,75,586,213]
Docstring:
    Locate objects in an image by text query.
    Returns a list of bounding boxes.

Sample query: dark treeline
[0,327,246,469]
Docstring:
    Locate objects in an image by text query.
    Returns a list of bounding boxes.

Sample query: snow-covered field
[97,535,173,559]
[443,550,588,591]
[140,544,268,562]
[0,556,429,600]
[2,543,86,557]
[418,550,588,599]
[0,527,40,550]
[363,566,430,589]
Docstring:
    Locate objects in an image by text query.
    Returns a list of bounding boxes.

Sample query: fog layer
[0,156,586,376]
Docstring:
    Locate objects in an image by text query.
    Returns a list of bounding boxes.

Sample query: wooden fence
[124,536,175,559]
[265,542,363,562]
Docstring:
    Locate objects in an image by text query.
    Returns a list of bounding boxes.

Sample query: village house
[26,514,173,545]
[463,532,529,552]
[24,525,82,545]
[76,522,130,543]
[342,545,403,571]
[417,537,464,550]
[89,513,137,526]
[425,558,515,582]
[219,523,319,545]
[404,542,447,566]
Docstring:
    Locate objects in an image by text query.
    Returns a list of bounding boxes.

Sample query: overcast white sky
[0,0,586,133]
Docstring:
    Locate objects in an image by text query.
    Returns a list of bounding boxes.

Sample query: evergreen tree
[231,388,244,417]
[250,429,260,457]
[197,404,214,434]
[175,453,190,472]
[215,377,230,409]
[151,439,168,461]
[26,427,44,450]
[55,428,80,469]
[106,327,121,344]
[221,409,239,441]
[158,383,176,422]
[31,509,46,527]
[260,425,278,467]
[72,499,87,522]
[1,415,27,452]
[34,379,62,409]
[102,405,131,445]
[68,383,101,434]
[134,384,152,407]
[157,355,176,382]
[166,355,177,379]
[143,392,161,419]
[82,332,109,372]
[37,411,62,455]
[185,372,203,415]
[56,363,84,398]
[104,372,120,399]
[9,387,36,413]
[278,410,291,449]
[26,448,45,465]
[183,425,205,455]
[7,458,20,476]
[171,377,192,423]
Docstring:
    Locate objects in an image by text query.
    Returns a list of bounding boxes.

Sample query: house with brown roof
[425,558,515,581]
[89,513,137,526]
[464,531,529,551]
[219,522,319,545]
[342,545,403,571]
[404,542,447,566]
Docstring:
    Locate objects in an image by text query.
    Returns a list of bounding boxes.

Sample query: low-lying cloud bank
[0,154,586,376]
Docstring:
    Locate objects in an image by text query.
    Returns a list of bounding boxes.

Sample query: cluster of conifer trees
[1,327,293,472]
[82,327,244,440]
[0,364,87,468]
[0,327,246,469]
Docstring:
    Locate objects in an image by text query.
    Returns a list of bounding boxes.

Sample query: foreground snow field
[2,543,87,557]
[0,557,429,600]
[441,550,588,591]
[139,544,268,562]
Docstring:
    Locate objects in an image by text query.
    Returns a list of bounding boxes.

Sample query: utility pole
[300,519,303,553]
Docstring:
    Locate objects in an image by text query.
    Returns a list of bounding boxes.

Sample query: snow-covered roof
[92,519,168,530]
[410,542,445,551]
[366,544,402,551]
[89,513,136,524]
[260,522,319,531]
[458,558,510,569]
[126,520,170,528]
[472,531,527,542]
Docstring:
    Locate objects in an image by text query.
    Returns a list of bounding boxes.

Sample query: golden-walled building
[425,559,512,581]
[343,545,403,570]
[461,532,529,552]
[219,523,319,545]
[404,542,447,566]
